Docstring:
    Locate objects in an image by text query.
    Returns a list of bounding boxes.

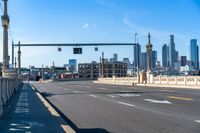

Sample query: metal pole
[12,40,14,66]
[42,64,44,79]
[18,41,21,75]
[134,33,137,76]
[14,57,16,69]
[102,52,104,78]
[99,57,101,77]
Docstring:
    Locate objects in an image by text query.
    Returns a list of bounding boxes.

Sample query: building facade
[151,50,157,70]
[69,59,77,72]
[133,43,141,70]
[181,56,187,66]
[140,52,147,70]
[190,39,199,70]
[168,35,176,68]
[78,62,127,79]
[162,44,168,68]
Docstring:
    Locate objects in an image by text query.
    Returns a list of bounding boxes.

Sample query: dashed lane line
[118,102,135,107]
[195,120,200,123]
[89,94,97,98]
[167,96,193,101]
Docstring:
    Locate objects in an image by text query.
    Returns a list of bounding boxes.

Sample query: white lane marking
[89,94,97,98]
[109,95,116,98]
[119,94,140,97]
[74,91,80,93]
[144,99,172,104]
[98,87,107,90]
[195,120,200,123]
[9,128,24,131]
[108,93,140,98]
[118,102,135,107]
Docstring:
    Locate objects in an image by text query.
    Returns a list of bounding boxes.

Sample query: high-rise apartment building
[190,39,199,70]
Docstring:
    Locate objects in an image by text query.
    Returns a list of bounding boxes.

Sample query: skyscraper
[190,39,199,70]
[162,44,168,67]
[175,51,179,63]
[140,52,147,69]
[151,50,157,70]
[180,56,187,66]
[133,43,141,70]
[168,35,176,68]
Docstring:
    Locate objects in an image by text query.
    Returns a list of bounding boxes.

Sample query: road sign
[73,48,82,54]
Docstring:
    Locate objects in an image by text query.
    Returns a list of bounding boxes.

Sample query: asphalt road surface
[32,81,200,133]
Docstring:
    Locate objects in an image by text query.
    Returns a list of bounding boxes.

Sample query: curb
[30,85,76,133]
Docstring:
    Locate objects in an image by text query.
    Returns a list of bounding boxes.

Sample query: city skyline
[0,0,200,67]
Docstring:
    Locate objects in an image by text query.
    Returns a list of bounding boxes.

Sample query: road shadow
[0,84,71,133]
[40,90,175,98]
[38,90,111,133]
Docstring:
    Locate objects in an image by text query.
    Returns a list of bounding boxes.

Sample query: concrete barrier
[0,78,23,117]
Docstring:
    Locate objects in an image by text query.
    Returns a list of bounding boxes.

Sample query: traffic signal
[73,47,82,54]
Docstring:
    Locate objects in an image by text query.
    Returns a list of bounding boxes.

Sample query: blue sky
[0,0,200,67]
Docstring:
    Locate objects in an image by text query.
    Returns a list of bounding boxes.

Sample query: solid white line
[118,102,135,107]
[89,94,97,98]
[195,120,200,123]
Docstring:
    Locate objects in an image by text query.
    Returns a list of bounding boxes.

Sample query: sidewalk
[0,83,75,133]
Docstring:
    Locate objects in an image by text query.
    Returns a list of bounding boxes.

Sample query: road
[32,81,200,133]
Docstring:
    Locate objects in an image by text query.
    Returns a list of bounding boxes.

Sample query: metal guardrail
[0,78,23,117]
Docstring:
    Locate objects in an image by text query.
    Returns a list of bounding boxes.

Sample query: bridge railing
[0,78,23,117]
[151,76,200,86]
[97,75,200,87]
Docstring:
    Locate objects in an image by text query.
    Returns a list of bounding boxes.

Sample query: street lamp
[1,0,10,76]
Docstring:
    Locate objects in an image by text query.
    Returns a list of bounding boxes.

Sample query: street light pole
[102,52,104,78]
[2,0,10,76]
[18,41,21,75]
[134,33,137,76]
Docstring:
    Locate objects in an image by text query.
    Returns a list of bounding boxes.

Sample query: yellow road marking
[167,96,193,101]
